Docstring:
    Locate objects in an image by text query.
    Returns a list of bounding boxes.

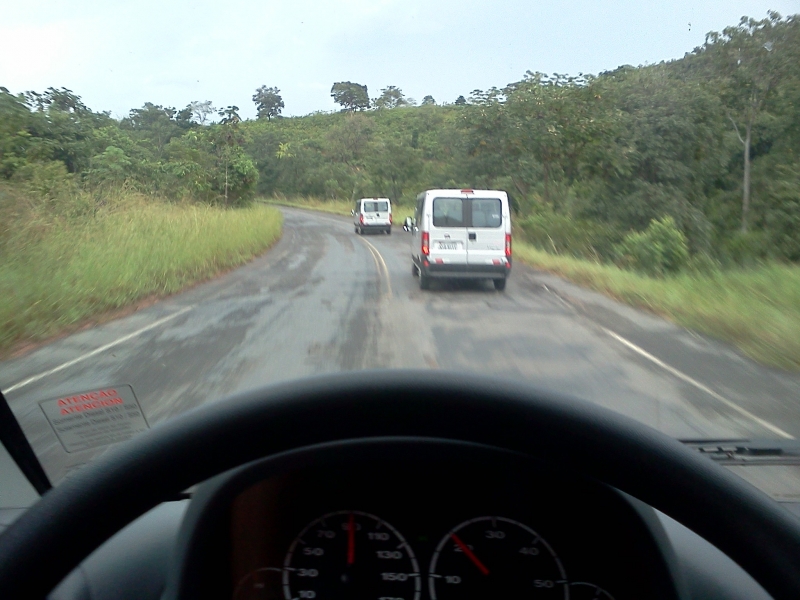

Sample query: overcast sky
[1,0,797,119]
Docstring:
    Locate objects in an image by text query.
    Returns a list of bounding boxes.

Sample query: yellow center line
[358,236,393,299]
[304,211,393,300]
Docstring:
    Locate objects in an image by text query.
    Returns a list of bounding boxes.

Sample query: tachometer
[283,510,421,600]
[428,516,568,599]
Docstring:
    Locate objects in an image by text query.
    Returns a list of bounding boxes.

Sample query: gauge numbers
[283,510,420,600]
[428,516,568,599]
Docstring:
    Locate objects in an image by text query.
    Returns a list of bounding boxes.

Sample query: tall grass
[515,242,800,370]
[1,188,282,354]
[264,195,414,222]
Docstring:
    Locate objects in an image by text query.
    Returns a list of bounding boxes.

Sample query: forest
[1,12,798,273]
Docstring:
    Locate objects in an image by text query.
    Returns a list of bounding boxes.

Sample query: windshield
[1,2,800,503]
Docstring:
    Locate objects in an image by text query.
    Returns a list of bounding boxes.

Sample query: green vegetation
[265,196,413,222]
[3,13,797,267]
[266,196,358,216]
[515,243,800,370]
[0,184,282,354]
[243,13,799,269]
[0,88,259,206]
[1,11,799,365]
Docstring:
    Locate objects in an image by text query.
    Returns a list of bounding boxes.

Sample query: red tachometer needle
[451,533,489,576]
[347,513,355,565]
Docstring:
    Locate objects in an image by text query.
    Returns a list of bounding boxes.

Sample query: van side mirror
[351,209,355,216]
[403,217,413,231]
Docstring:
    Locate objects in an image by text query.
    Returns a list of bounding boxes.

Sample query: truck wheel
[493,278,507,291]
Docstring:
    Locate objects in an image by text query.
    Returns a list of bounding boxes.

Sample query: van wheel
[386,228,391,235]
[493,278,507,291]
[419,272,431,290]
[412,264,419,277]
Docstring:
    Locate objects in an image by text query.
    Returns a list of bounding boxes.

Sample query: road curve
[3,207,800,484]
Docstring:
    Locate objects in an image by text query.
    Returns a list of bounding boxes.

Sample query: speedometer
[428,516,568,599]
[282,511,421,600]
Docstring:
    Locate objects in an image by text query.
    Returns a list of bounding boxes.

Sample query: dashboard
[170,440,680,600]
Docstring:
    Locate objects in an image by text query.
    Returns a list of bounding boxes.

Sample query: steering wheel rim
[1,370,799,598]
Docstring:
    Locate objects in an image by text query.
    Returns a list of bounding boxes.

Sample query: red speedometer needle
[451,533,489,576]
[347,513,355,565]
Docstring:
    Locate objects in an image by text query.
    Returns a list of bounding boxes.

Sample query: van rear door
[362,200,391,227]
[428,196,468,266]
[466,196,506,267]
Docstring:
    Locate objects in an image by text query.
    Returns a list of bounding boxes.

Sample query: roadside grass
[515,242,800,371]
[1,192,283,355]
[263,195,414,222]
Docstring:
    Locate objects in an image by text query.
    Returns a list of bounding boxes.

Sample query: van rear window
[363,201,388,212]
[432,198,464,227]
[471,198,502,228]
[431,197,502,227]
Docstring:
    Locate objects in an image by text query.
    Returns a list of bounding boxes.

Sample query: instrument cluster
[175,442,679,600]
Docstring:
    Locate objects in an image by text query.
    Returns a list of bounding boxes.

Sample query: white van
[352,198,392,235]
[410,189,511,290]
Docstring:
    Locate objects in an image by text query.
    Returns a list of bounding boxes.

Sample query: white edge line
[603,328,794,439]
[4,306,194,394]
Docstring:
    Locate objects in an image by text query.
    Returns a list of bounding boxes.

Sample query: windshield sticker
[38,385,150,453]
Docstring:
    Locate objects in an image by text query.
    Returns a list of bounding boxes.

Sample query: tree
[454,95,467,106]
[331,82,370,112]
[0,87,34,178]
[367,138,422,200]
[121,103,184,159]
[22,88,111,173]
[188,101,215,125]
[252,86,284,120]
[88,146,133,186]
[373,86,410,109]
[421,95,436,106]
[701,12,794,232]
[497,73,583,207]
[218,105,242,125]
[25,87,90,114]
[214,106,247,204]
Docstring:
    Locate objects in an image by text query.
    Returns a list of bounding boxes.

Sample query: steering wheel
[1,370,800,599]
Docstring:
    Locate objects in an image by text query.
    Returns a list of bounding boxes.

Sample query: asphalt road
[3,207,800,486]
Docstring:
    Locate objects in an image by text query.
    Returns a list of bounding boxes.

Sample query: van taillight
[359,214,365,225]
[422,231,430,256]
[505,234,512,257]
[389,214,393,224]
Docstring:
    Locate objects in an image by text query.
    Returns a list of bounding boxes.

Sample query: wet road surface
[3,207,800,484]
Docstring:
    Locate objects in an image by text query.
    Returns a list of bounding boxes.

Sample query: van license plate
[438,242,459,250]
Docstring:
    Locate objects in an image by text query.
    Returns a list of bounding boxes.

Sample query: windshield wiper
[0,389,52,495]
[682,439,800,466]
